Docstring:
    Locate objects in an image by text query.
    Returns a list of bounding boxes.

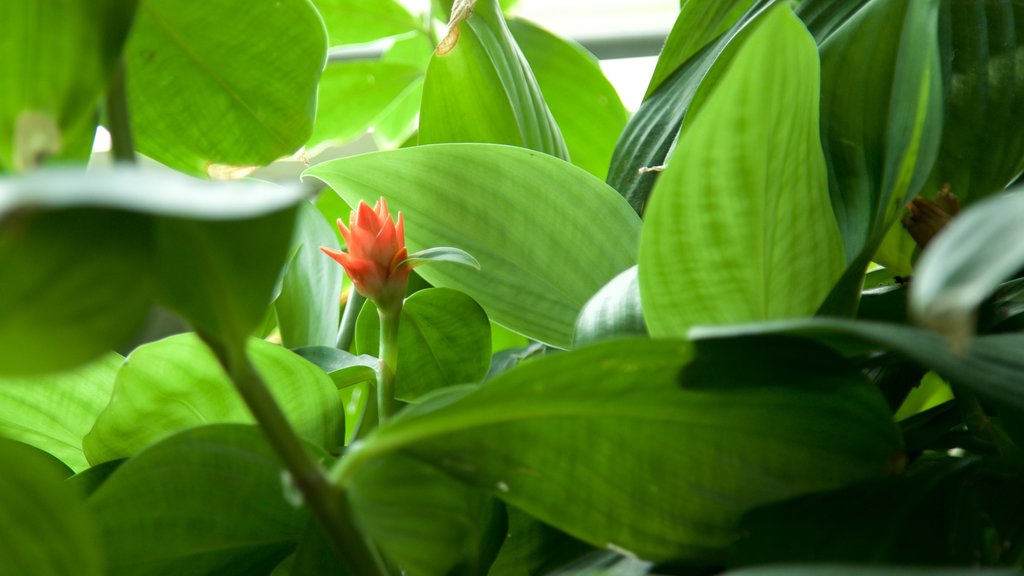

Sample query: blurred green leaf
[88,424,308,576]
[507,18,628,179]
[488,507,595,576]
[723,567,1018,576]
[795,0,872,43]
[126,0,326,175]
[275,202,342,349]
[0,0,137,171]
[639,3,844,337]
[419,0,568,160]
[573,266,646,347]
[0,353,120,472]
[355,288,491,401]
[0,438,102,576]
[84,333,343,464]
[313,0,421,46]
[335,338,901,564]
[305,143,640,348]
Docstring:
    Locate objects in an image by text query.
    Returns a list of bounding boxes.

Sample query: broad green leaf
[818,0,943,270]
[419,0,568,160]
[83,333,343,464]
[0,353,120,472]
[910,190,1024,340]
[305,143,641,348]
[732,456,1024,565]
[355,288,491,401]
[274,202,342,349]
[644,0,756,99]
[313,0,421,46]
[88,425,308,576]
[639,3,844,337]
[334,338,901,563]
[346,450,506,575]
[606,0,776,215]
[507,18,628,179]
[0,0,137,172]
[372,34,434,148]
[307,60,423,154]
[0,439,103,576]
[126,0,327,176]
[879,0,1024,272]
[573,266,646,347]
[689,318,1024,413]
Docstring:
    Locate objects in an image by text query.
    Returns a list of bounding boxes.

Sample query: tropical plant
[3,0,1024,574]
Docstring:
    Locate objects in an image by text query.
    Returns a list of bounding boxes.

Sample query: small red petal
[358,201,381,235]
[336,218,352,246]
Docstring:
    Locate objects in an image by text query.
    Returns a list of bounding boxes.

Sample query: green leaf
[293,346,379,389]
[125,0,327,175]
[402,246,481,270]
[489,507,595,576]
[0,439,103,576]
[644,0,756,99]
[275,202,343,349]
[304,143,641,348]
[573,266,646,347]
[910,190,1024,340]
[0,0,137,171]
[346,450,507,575]
[356,288,492,401]
[507,17,628,179]
[87,424,308,576]
[334,338,902,563]
[419,0,568,160]
[818,0,943,270]
[83,333,343,464]
[308,60,423,153]
[0,353,120,472]
[313,0,420,46]
[639,3,845,337]
[795,0,872,43]
[723,567,1018,576]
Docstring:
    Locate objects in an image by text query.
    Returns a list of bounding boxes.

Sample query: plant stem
[219,343,388,576]
[105,59,136,165]
[377,303,401,423]
[336,290,366,351]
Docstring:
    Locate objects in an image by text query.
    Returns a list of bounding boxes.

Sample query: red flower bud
[321,198,410,305]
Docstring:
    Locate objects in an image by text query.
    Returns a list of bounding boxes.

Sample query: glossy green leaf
[0,353,120,472]
[573,266,646,347]
[305,143,641,348]
[880,0,1024,272]
[819,0,943,270]
[313,0,420,46]
[0,439,103,576]
[0,0,136,171]
[606,0,775,215]
[644,0,756,99]
[910,190,1024,340]
[275,202,342,349]
[419,0,568,159]
[689,318,1024,413]
[639,3,844,337]
[83,333,343,464]
[155,206,298,345]
[126,0,326,175]
[355,288,491,401]
[307,60,422,153]
[346,450,506,575]
[507,18,628,179]
[334,338,901,563]
[88,425,308,576]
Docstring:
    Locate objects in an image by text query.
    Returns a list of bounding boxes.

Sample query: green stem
[217,342,388,576]
[377,303,401,423]
[105,59,136,164]
[336,290,366,351]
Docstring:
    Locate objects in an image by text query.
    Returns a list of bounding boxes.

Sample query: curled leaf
[399,246,481,270]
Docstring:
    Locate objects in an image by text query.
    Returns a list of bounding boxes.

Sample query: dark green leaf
[83,333,343,464]
[488,507,595,576]
[304,143,641,348]
[639,3,844,337]
[334,338,901,563]
[88,424,308,576]
[293,346,378,389]
[402,246,481,270]
[126,0,326,175]
[723,567,1018,576]
[0,353,120,472]
[0,0,137,171]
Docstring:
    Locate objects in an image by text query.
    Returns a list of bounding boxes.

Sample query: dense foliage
[2,0,1024,574]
